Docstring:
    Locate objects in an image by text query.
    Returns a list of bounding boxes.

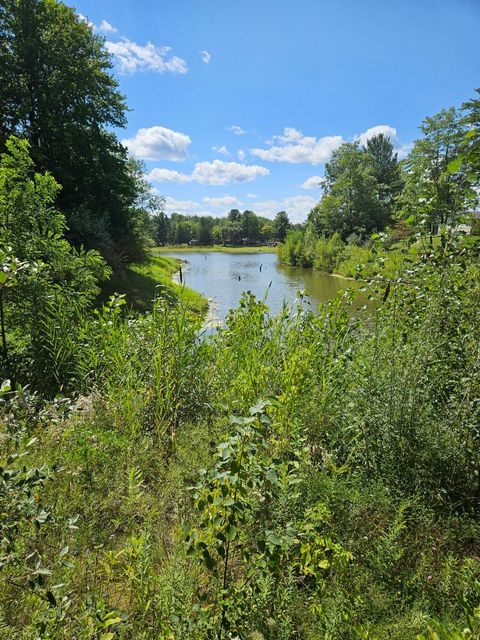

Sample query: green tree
[272,210,291,242]
[151,209,170,245]
[309,142,384,239]
[402,108,469,232]
[174,221,192,244]
[221,221,242,245]
[227,208,241,223]
[198,218,213,245]
[364,133,403,213]
[0,136,109,386]
[0,0,149,263]
[241,210,260,243]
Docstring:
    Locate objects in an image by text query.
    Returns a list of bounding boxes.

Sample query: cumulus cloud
[147,168,191,183]
[251,128,343,165]
[123,126,191,161]
[212,145,230,155]
[148,160,269,186]
[105,39,187,74]
[164,197,201,214]
[284,195,318,222]
[192,160,269,185]
[237,149,246,160]
[356,125,397,147]
[301,175,325,189]
[97,19,117,33]
[203,195,242,208]
[200,50,211,64]
[255,195,317,223]
[229,125,247,136]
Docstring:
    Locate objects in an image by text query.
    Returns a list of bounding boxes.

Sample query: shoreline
[154,245,277,254]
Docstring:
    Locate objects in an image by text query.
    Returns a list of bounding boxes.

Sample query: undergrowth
[1,239,479,639]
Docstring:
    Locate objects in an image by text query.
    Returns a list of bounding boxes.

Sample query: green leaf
[104,617,122,627]
[100,634,114,640]
[266,531,283,546]
[447,156,463,173]
[226,524,237,541]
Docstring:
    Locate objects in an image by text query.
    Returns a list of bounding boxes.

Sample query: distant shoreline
[153,245,277,254]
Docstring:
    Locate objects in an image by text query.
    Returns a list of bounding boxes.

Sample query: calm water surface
[165,251,371,325]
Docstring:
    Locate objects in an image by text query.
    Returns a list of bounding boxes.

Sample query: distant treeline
[151,209,294,245]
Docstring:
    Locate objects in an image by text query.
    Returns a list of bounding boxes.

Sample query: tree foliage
[0,0,152,264]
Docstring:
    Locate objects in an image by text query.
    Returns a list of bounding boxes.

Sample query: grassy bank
[154,244,277,254]
[103,254,208,314]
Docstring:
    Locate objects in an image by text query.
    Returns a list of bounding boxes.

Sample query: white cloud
[192,160,269,185]
[229,125,247,136]
[97,19,117,34]
[395,142,414,159]
[212,145,230,155]
[356,125,397,147]
[147,168,191,183]
[284,195,317,222]
[123,126,191,161]
[255,194,317,223]
[105,39,187,74]
[301,175,325,189]
[147,160,269,186]
[203,195,242,208]
[247,193,257,198]
[355,125,412,159]
[237,149,246,160]
[200,50,211,64]
[164,197,200,214]
[251,128,343,165]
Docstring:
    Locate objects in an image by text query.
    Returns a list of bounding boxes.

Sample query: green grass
[102,254,208,315]
[153,244,277,254]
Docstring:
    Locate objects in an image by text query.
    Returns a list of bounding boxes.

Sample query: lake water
[165,251,371,326]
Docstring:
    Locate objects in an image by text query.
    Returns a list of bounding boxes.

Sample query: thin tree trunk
[0,288,8,367]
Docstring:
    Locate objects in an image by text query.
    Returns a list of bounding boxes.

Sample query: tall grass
[0,241,479,639]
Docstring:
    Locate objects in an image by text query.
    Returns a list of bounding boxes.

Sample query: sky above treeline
[74,0,480,223]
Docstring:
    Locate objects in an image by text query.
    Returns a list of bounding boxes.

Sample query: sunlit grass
[103,254,208,315]
[153,244,277,254]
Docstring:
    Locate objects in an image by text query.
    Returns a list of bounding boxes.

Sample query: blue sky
[75,0,480,222]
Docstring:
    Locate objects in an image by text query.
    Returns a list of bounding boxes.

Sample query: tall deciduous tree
[241,210,260,242]
[402,108,469,232]
[456,88,480,184]
[0,0,150,264]
[308,142,385,240]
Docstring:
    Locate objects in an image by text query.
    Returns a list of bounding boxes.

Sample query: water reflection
[164,251,371,325]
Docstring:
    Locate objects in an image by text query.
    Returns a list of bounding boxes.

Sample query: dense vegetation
[1,222,480,638]
[152,209,292,247]
[279,96,480,275]
[1,1,480,637]
[0,0,160,267]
